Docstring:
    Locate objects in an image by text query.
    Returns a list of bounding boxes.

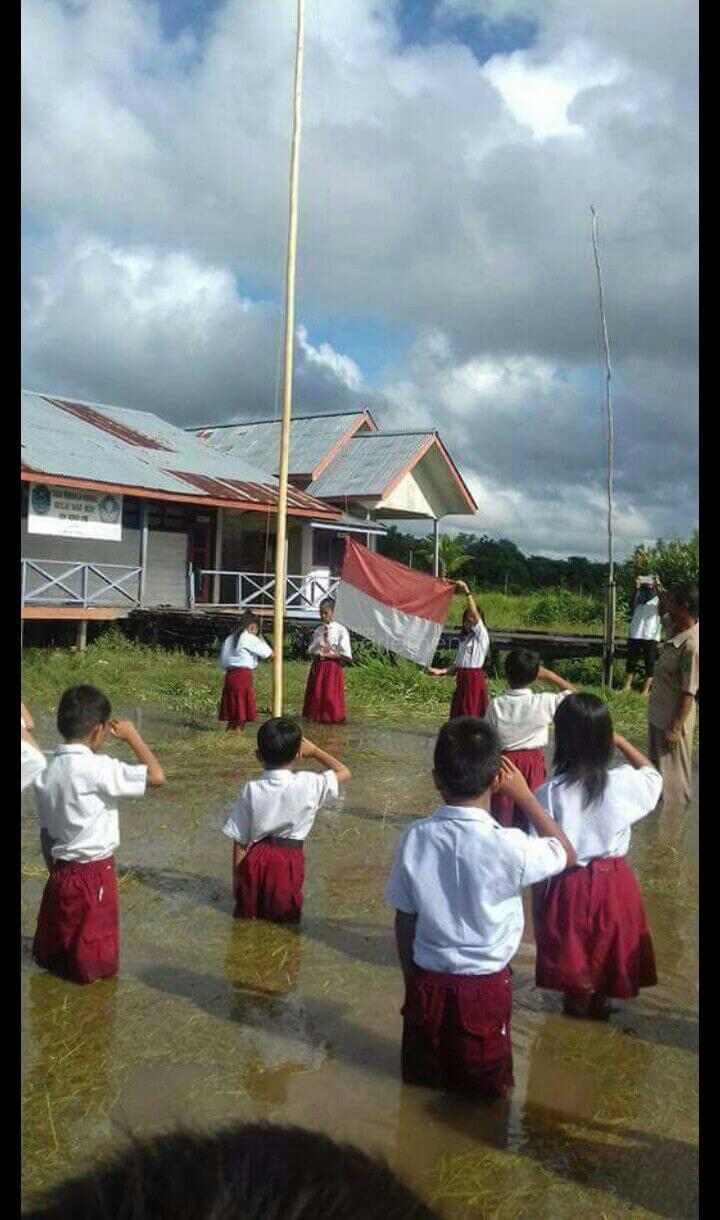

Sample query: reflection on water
[21,713,698,1215]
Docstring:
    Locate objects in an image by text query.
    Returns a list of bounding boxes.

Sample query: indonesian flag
[334,538,455,666]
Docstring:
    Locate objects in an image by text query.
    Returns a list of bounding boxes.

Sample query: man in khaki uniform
[647,583,699,806]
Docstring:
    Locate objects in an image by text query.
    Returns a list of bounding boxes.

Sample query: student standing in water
[485,649,575,830]
[533,693,662,1018]
[427,582,490,718]
[302,598,352,724]
[218,612,274,734]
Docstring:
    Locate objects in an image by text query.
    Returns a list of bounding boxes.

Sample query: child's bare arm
[300,738,350,784]
[109,719,165,787]
[232,841,247,869]
[613,731,654,770]
[21,702,35,731]
[455,580,481,624]
[537,665,575,692]
[497,758,577,867]
[394,910,417,984]
[427,666,450,677]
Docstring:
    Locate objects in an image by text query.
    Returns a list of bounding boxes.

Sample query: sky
[21,0,698,560]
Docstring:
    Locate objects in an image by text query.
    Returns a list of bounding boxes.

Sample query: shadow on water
[129,865,228,913]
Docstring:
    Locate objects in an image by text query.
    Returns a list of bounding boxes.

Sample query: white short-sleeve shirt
[219,630,273,671]
[384,805,567,974]
[455,619,490,670]
[34,744,148,862]
[533,765,663,867]
[629,594,662,642]
[309,621,352,660]
[222,768,340,846]
[485,688,570,751]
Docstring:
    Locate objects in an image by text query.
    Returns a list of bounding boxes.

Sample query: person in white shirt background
[218,611,274,735]
[302,597,352,725]
[427,581,491,719]
[32,683,165,985]
[223,716,350,923]
[385,717,575,1098]
[623,574,663,696]
[485,649,575,831]
[22,699,46,792]
[533,692,662,1019]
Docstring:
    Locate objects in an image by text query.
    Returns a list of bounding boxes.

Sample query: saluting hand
[496,756,533,802]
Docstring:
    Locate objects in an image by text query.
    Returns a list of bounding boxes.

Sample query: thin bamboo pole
[590,206,616,687]
[272,0,306,716]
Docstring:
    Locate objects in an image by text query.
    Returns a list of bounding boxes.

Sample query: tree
[417,534,473,579]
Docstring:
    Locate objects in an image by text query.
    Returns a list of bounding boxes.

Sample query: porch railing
[21,559,143,608]
[190,570,340,618]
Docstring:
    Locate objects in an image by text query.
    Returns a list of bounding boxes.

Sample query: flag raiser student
[302,597,352,725]
[222,717,350,923]
[218,612,274,734]
[32,685,165,984]
[385,718,576,1097]
[485,649,575,831]
[427,581,490,718]
[533,693,662,1018]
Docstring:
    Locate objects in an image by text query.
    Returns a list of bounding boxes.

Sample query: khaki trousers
[648,717,695,806]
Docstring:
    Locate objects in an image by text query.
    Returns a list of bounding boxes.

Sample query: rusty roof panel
[49,397,175,451]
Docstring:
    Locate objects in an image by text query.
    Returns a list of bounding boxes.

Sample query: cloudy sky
[21,0,698,559]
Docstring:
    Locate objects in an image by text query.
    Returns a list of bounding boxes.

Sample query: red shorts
[234,839,305,923]
[302,657,346,724]
[218,668,256,729]
[535,857,657,998]
[450,668,488,719]
[491,747,547,831]
[33,856,119,984]
[401,966,514,1097]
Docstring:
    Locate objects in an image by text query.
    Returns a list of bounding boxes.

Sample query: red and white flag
[334,539,455,666]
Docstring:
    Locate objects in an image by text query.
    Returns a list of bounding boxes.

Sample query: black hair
[670,582,699,619]
[553,692,613,805]
[433,717,502,799]
[57,685,111,741]
[234,610,261,648]
[256,717,303,767]
[26,1123,440,1220]
[504,648,540,687]
[319,597,335,613]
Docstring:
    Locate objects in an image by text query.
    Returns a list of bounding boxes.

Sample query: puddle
[21,712,698,1216]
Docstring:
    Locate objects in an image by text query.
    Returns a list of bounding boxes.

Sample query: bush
[523,590,604,627]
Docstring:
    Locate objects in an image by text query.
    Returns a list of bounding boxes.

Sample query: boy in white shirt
[223,717,350,923]
[485,649,574,830]
[33,684,165,984]
[385,717,576,1097]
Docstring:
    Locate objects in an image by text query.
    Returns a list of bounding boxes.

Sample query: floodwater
[21,711,698,1217]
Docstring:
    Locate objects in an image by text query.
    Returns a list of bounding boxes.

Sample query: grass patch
[447,589,628,637]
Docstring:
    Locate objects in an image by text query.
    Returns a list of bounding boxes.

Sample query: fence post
[138,501,149,606]
[188,566,195,609]
[82,564,89,608]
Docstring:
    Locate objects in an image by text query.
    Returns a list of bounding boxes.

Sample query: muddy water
[21,713,698,1217]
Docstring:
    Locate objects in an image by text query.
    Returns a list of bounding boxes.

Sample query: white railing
[191,570,339,618]
[21,559,142,608]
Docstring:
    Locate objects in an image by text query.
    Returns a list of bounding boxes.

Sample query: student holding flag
[428,582,491,719]
[302,598,352,724]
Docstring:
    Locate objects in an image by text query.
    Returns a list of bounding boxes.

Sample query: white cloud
[484,39,622,138]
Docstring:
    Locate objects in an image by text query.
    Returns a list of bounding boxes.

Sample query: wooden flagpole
[590,206,616,688]
[272,0,306,716]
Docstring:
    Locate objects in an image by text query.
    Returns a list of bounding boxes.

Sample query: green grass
[21,629,679,747]
[448,589,628,637]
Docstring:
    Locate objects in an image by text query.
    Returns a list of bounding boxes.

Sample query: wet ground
[21,711,698,1217]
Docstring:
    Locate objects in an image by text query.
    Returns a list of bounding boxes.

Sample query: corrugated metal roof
[307,432,433,498]
[20,391,336,516]
[189,412,368,477]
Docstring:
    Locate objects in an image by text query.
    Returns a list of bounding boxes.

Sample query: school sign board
[27,483,123,541]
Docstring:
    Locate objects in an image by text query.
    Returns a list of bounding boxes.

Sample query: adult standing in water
[623,574,663,696]
[302,598,352,724]
[427,581,490,718]
[647,583,699,805]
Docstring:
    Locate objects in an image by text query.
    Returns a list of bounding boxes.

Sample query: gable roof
[188,409,377,480]
[21,392,337,518]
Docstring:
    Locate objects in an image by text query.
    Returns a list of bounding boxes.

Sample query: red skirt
[450,668,488,719]
[33,856,119,984]
[218,667,257,728]
[535,857,657,998]
[491,746,547,831]
[401,966,514,1097]
[234,839,306,923]
[302,658,346,724]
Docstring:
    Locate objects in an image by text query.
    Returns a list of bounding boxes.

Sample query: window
[312,530,347,574]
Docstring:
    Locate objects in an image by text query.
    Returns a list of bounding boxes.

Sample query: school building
[21,392,478,640]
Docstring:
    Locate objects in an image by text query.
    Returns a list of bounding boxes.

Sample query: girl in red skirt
[218,612,273,734]
[427,581,490,718]
[302,598,352,724]
[533,693,663,1018]
[486,649,575,830]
